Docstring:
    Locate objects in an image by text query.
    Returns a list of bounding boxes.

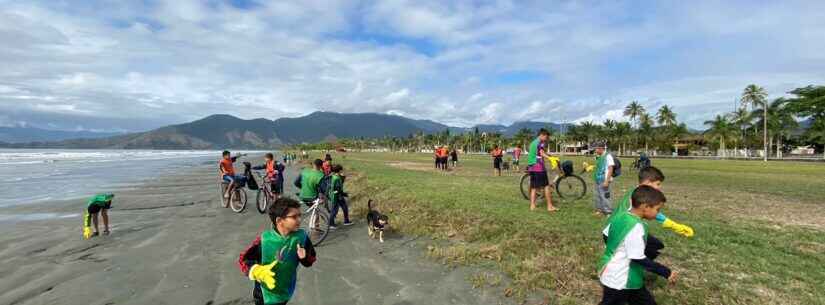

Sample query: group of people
[490,144,523,176]
[80,134,698,305]
[216,150,352,304]
[516,128,696,305]
[433,145,459,171]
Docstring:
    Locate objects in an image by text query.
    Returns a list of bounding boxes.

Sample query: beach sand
[0,162,509,305]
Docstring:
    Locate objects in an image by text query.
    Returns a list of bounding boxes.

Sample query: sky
[1,0,824,132]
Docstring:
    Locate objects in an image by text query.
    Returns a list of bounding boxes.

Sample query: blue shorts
[222,174,247,184]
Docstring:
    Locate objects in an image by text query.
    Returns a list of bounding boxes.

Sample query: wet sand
[0,162,510,305]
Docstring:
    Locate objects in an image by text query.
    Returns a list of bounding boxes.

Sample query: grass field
[332,152,824,305]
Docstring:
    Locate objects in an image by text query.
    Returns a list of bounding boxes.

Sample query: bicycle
[218,174,248,213]
[254,170,278,214]
[217,156,249,213]
[297,194,331,247]
[520,156,588,201]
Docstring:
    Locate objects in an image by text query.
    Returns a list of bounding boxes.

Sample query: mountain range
[0,126,122,143]
[0,112,567,149]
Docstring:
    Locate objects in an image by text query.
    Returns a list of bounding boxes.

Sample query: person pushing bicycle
[526,128,558,213]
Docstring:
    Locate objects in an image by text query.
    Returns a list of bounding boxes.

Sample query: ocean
[0,149,264,208]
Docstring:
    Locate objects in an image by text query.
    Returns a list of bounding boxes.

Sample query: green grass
[333,152,825,304]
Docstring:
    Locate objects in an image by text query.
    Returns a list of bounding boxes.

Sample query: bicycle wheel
[520,173,545,200]
[302,208,330,246]
[555,174,587,200]
[218,182,229,208]
[256,190,269,214]
[230,189,247,213]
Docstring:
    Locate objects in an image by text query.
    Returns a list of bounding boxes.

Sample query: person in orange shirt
[253,153,284,200]
[220,150,247,203]
[491,145,504,176]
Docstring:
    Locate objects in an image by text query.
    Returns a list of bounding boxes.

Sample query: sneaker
[103,230,110,236]
[92,232,100,237]
[343,221,354,226]
[329,225,338,230]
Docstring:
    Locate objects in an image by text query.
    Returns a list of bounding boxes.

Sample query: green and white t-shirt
[599,213,648,290]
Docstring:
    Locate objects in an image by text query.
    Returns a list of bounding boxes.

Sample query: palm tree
[638,113,654,153]
[513,128,533,150]
[614,122,633,155]
[751,98,799,159]
[656,105,677,127]
[624,101,646,129]
[728,107,752,155]
[602,119,617,146]
[741,84,769,161]
[579,121,600,144]
[704,115,735,157]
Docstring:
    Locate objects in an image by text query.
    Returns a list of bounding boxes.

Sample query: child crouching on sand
[83,193,114,239]
[238,197,317,305]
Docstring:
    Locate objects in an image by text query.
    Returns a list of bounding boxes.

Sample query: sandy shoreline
[0,160,510,305]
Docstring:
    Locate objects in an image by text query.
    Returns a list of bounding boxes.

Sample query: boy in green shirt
[294,159,325,204]
[599,186,677,305]
[82,193,114,239]
[327,164,352,229]
[608,166,694,238]
[238,197,317,305]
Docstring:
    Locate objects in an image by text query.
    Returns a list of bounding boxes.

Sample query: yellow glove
[546,156,560,169]
[662,218,694,238]
[583,162,595,172]
[83,227,93,239]
[248,261,277,289]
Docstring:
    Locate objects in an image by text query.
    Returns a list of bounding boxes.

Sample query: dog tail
[368,199,373,211]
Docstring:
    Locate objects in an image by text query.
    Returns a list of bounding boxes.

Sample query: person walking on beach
[238,197,317,305]
[327,164,352,229]
[82,193,114,239]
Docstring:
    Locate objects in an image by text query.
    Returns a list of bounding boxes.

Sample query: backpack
[611,155,622,177]
[316,175,332,198]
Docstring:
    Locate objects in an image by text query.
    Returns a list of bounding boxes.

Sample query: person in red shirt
[220,150,247,205]
[491,145,504,176]
[513,146,523,171]
[322,154,332,176]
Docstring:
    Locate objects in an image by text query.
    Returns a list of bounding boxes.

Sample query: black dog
[366,199,389,243]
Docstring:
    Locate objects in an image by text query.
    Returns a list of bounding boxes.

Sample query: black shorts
[493,157,503,169]
[87,201,111,214]
[272,181,283,194]
[599,285,656,305]
[529,171,549,188]
[513,159,519,165]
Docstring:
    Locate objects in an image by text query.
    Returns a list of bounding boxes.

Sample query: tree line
[292,84,824,160]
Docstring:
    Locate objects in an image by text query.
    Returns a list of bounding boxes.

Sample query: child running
[599,186,677,305]
[238,197,317,305]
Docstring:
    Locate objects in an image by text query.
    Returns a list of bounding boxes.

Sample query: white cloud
[384,88,410,102]
[0,0,823,132]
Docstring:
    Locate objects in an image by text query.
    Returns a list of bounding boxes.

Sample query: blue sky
[0,0,823,132]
